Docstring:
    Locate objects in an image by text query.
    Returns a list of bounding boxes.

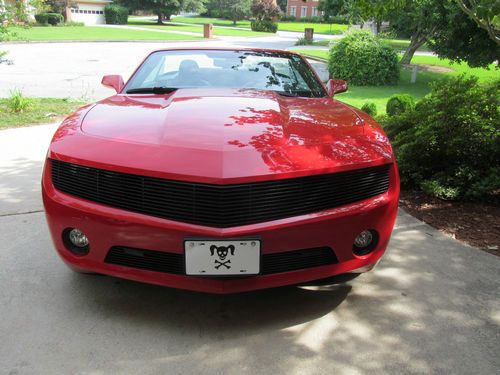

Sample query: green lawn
[294,48,499,113]
[0,98,85,129]
[172,16,251,28]
[128,19,269,37]
[310,38,430,52]
[381,39,430,52]
[336,69,441,114]
[278,22,348,35]
[9,25,201,41]
[171,15,348,35]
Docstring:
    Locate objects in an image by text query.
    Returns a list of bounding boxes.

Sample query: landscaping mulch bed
[399,190,500,256]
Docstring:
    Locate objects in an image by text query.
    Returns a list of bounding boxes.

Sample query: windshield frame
[121,48,329,98]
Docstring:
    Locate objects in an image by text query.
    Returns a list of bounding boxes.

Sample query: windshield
[124,50,327,98]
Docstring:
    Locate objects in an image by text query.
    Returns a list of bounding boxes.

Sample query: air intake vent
[51,159,390,228]
[105,246,338,276]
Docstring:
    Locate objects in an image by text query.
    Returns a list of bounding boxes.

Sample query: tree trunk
[400,34,426,64]
[157,13,163,24]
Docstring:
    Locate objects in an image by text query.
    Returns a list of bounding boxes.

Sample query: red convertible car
[42,48,399,293]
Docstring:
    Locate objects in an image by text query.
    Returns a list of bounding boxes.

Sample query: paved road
[0,40,329,100]
[1,39,327,100]
[0,124,499,375]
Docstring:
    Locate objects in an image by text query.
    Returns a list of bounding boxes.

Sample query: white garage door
[70,6,106,25]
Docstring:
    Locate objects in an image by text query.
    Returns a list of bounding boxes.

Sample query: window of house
[290,6,296,16]
[301,6,307,18]
[312,7,318,17]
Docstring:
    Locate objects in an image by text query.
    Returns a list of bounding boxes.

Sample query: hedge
[329,31,400,86]
[35,13,63,26]
[104,5,128,25]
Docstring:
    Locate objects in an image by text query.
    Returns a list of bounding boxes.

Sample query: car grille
[105,246,338,276]
[50,159,391,228]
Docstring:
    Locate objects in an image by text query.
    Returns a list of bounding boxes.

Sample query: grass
[293,49,330,60]
[310,38,430,52]
[0,97,85,129]
[172,16,251,28]
[278,21,348,35]
[294,48,499,113]
[128,18,269,37]
[8,25,201,41]
[335,69,441,114]
[170,15,348,35]
[381,39,430,52]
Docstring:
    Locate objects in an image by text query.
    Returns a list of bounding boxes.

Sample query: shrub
[34,13,49,25]
[298,16,322,23]
[7,89,31,113]
[361,102,377,116]
[328,31,400,86]
[47,13,63,25]
[280,15,296,22]
[251,19,278,33]
[104,5,128,25]
[35,13,63,25]
[382,75,500,202]
[295,37,313,46]
[386,94,415,117]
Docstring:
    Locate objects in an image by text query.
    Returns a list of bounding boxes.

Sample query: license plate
[185,239,260,276]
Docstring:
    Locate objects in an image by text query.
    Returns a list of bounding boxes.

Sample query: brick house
[286,0,321,19]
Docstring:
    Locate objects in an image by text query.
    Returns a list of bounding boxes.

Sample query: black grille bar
[105,246,338,276]
[51,159,391,227]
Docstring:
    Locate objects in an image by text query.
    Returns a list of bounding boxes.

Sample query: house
[66,0,112,25]
[286,0,321,19]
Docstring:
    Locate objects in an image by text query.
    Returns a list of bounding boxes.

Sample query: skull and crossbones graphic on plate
[210,245,235,269]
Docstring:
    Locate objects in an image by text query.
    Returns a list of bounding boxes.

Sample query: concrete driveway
[1,121,500,374]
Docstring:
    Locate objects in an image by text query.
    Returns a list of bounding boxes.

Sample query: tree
[225,0,251,24]
[318,0,347,20]
[319,0,403,30]
[251,0,281,21]
[390,0,499,66]
[276,0,286,12]
[117,0,206,24]
[354,0,404,31]
[206,0,251,24]
[389,0,442,64]
[430,2,500,67]
[454,0,500,45]
[30,0,51,14]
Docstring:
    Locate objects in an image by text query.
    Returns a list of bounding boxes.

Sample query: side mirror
[101,75,124,93]
[326,79,348,97]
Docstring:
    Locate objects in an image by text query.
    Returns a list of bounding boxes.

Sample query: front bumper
[42,162,399,294]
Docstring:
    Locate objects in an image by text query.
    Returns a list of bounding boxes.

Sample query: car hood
[51,88,393,183]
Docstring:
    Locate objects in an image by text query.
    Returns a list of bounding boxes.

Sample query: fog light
[353,229,378,256]
[63,228,90,255]
[354,230,373,248]
[69,228,89,247]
